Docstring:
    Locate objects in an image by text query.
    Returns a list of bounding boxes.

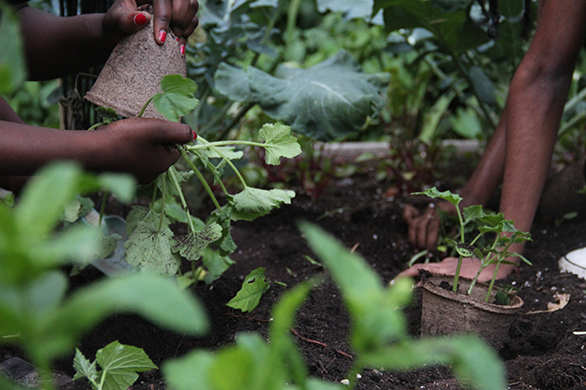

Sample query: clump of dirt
[3,160,586,390]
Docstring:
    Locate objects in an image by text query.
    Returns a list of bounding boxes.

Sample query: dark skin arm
[17,0,198,80]
[0,1,199,192]
[399,0,586,282]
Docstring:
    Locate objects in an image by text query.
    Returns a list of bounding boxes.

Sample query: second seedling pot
[421,275,523,350]
[85,12,185,119]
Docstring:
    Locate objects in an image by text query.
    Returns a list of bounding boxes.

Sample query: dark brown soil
[3,161,586,390]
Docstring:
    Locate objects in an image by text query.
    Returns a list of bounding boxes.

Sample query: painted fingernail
[176,37,180,42]
[134,13,147,26]
[159,30,167,43]
[180,44,186,56]
[192,130,197,140]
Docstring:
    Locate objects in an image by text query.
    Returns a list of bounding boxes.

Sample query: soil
[3,157,586,390]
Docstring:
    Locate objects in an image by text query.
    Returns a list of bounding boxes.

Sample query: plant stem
[87,121,106,131]
[186,139,267,151]
[168,166,197,235]
[179,147,223,211]
[453,206,465,292]
[485,262,500,302]
[98,191,109,233]
[138,96,155,118]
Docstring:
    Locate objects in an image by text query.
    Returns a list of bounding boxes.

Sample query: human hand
[103,0,199,51]
[93,118,194,184]
[394,256,516,284]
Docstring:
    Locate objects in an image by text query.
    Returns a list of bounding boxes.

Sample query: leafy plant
[413,187,532,302]
[0,162,208,390]
[73,341,156,390]
[87,74,301,293]
[162,221,506,390]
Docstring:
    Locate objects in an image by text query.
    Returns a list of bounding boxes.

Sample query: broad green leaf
[0,7,26,94]
[172,223,223,262]
[97,174,137,204]
[258,123,302,165]
[57,273,208,349]
[412,187,462,207]
[298,222,410,351]
[124,209,180,276]
[209,347,255,389]
[73,349,98,383]
[202,248,235,283]
[469,66,497,106]
[16,162,83,240]
[361,335,505,390]
[316,0,374,20]
[230,187,295,221]
[450,108,483,139]
[152,75,199,122]
[214,63,251,101]
[163,351,216,390]
[227,267,270,312]
[97,341,157,390]
[462,205,486,225]
[215,51,389,141]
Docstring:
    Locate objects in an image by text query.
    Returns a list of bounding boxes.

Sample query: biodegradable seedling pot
[421,275,524,350]
[85,13,185,119]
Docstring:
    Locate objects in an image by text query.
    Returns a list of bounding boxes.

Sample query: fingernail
[176,37,180,42]
[192,130,197,140]
[159,30,167,43]
[180,44,186,56]
[134,13,147,26]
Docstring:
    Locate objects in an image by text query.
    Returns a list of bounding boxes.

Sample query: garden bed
[3,162,586,390]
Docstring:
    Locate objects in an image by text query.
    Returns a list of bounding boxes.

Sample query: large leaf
[375,0,488,54]
[97,341,157,390]
[152,75,199,122]
[316,0,374,20]
[230,187,295,221]
[258,123,302,165]
[215,51,389,141]
[226,267,270,312]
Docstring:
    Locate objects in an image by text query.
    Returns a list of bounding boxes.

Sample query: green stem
[452,205,465,292]
[157,174,167,234]
[186,139,267,151]
[87,121,106,131]
[168,167,197,235]
[98,191,109,234]
[485,261,501,303]
[138,96,155,118]
[179,147,223,211]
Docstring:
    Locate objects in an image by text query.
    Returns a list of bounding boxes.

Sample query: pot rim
[422,274,524,314]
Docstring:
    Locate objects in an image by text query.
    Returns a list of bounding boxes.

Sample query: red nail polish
[134,13,147,26]
[159,30,167,43]
[176,37,180,42]
[192,130,197,140]
[180,44,186,56]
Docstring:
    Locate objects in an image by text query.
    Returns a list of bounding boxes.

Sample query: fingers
[150,0,199,46]
[404,204,441,251]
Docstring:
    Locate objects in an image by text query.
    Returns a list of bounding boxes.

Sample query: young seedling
[89,74,301,294]
[413,187,532,302]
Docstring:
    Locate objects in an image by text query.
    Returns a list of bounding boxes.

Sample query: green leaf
[412,187,462,207]
[230,187,295,221]
[419,90,456,143]
[95,107,122,124]
[450,108,483,139]
[316,0,374,20]
[215,51,389,141]
[462,205,486,225]
[202,248,235,283]
[124,209,180,277]
[227,268,270,312]
[152,75,199,122]
[96,341,157,390]
[163,351,216,390]
[469,66,497,106]
[258,123,302,165]
[73,349,98,383]
[172,223,223,262]
[0,7,26,94]
[298,221,410,351]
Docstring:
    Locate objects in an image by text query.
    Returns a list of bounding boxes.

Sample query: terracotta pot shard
[85,13,186,119]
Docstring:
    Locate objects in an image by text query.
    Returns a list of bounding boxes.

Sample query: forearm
[17,7,114,80]
[0,122,102,176]
[459,112,507,208]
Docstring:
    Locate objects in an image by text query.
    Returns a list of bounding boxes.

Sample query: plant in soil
[161,222,506,390]
[0,162,208,390]
[87,74,301,298]
[414,187,532,302]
